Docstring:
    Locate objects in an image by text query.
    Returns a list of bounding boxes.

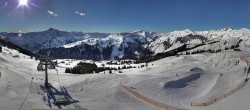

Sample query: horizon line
[0,27,248,34]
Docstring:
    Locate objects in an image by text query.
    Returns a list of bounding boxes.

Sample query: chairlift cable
[55,69,64,89]
[19,77,34,110]
[55,68,71,109]
[30,69,42,96]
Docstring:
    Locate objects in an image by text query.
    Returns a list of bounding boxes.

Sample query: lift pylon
[38,58,55,88]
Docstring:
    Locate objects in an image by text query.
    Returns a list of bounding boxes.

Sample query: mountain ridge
[0,27,249,60]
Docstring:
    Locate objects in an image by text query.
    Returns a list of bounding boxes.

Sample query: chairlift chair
[37,63,44,71]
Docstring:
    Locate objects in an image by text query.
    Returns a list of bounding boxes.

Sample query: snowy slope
[0,46,162,110]
[148,29,196,53]
[1,41,250,110]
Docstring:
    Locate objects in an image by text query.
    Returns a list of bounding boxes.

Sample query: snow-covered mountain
[1,27,250,60]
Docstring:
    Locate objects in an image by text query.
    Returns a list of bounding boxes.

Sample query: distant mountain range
[0,27,249,60]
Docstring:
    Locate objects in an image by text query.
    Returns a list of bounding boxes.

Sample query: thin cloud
[18,30,22,37]
[75,11,86,16]
[4,2,8,7]
[1,1,8,7]
[47,10,58,17]
[30,2,38,7]
[0,2,9,8]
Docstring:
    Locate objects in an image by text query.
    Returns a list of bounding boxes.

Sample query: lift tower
[38,58,54,88]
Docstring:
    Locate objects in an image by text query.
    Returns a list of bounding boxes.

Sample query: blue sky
[0,0,249,33]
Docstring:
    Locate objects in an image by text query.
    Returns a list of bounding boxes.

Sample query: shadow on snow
[164,73,201,88]
[40,84,85,109]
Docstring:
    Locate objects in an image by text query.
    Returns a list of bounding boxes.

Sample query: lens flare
[19,0,28,6]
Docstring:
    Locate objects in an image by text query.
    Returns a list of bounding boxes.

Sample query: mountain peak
[220,27,234,31]
[46,28,60,32]
[183,29,193,32]
[240,28,249,31]
[131,30,145,33]
[173,29,195,35]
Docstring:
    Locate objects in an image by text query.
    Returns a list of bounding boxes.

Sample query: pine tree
[65,68,70,73]
[122,65,126,69]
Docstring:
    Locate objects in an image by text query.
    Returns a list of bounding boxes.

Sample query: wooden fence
[191,80,247,107]
[120,84,186,110]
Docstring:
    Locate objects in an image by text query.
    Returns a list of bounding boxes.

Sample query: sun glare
[19,0,28,6]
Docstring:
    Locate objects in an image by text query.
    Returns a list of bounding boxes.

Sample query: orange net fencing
[191,80,247,107]
[191,56,249,107]
[120,84,186,110]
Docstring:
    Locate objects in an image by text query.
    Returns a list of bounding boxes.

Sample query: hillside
[0,42,250,109]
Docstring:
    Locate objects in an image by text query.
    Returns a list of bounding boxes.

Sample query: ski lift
[37,63,44,71]
[37,60,57,71]
[48,62,56,69]
[37,57,55,88]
